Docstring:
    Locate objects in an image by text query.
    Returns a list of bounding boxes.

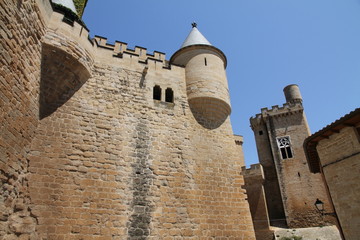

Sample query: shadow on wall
[39,43,90,119]
[189,97,229,130]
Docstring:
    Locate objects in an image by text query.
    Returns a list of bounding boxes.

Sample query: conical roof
[180,23,212,48]
[171,23,227,68]
[52,0,77,13]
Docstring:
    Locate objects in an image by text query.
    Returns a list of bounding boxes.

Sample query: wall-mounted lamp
[314,198,336,216]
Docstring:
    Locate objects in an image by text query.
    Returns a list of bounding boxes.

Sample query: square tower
[249,85,335,228]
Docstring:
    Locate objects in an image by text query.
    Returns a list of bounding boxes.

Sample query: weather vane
[191,22,197,28]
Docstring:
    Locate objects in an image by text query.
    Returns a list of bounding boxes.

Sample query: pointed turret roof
[170,22,227,68]
[180,23,212,48]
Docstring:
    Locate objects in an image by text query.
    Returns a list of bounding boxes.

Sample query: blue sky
[83,0,360,166]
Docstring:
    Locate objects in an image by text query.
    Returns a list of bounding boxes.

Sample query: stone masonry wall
[267,111,332,228]
[250,118,285,226]
[27,49,255,239]
[1,1,256,239]
[317,126,360,240]
[0,0,50,239]
[242,164,273,240]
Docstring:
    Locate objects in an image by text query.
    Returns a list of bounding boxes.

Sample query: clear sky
[82,0,360,166]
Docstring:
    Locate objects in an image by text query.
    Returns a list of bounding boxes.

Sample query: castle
[2,1,358,240]
[0,0,256,239]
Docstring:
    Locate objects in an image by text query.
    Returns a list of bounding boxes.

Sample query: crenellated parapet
[234,134,244,146]
[250,101,304,129]
[37,0,182,118]
[94,36,168,67]
[241,164,265,180]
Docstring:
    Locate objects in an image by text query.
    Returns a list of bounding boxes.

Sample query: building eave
[303,108,360,173]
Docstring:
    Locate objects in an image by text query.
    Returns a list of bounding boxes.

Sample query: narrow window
[165,88,174,103]
[204,57,207,66]
[259,130,263,135]
[276,136,293,159]
[153,85,161,100]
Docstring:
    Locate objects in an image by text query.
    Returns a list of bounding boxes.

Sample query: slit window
[153,85,161,100]
[165,88,174,103]
[204,57,207,66]
[276,136,293,159]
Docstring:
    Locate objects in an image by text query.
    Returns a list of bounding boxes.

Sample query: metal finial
[191,22,197,28]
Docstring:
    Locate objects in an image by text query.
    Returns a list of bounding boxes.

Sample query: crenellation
[241,163,264,178]
[254,101,304,119]
[91,34,172,69]
[234,134,244,145]
[114,40,127,53]
[154,51,166,61]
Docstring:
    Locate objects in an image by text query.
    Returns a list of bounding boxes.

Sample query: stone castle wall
[1,1,256,239]
[0,0,51,238]
[242,164,273,240]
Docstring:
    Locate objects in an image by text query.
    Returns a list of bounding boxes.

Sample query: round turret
[283,84,302,103]
[170,23,231,128]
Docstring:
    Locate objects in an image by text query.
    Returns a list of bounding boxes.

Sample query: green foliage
[73,0,88,17]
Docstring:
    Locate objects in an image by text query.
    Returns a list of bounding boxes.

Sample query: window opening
[153,85,161,100]
[165,88,174,103]
[259,130,263,135]
[276,136,293,159]
[204,57,207,66]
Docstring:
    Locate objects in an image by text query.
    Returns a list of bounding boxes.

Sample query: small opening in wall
[165,88,174,103]
[298,172,301,177]
[204,57,207,66]
[286,147,293,158]
[259,130,263,135]
[280,148,287,159]
[153,85,161,100]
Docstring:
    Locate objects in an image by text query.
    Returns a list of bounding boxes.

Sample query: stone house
[304,108,360,240]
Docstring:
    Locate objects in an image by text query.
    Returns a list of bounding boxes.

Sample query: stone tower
[0,1,256,239]
[249,85,334,228]
[170,23,231,129]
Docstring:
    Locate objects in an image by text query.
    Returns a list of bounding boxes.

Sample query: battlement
[241,164,264,179]
[94,35,170,68]
[251,101,303,120]
[40,1,174,71]
[234,134,244,146]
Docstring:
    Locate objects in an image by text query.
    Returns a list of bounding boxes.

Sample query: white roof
[180,25,212,48]
[52,0,77,13]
